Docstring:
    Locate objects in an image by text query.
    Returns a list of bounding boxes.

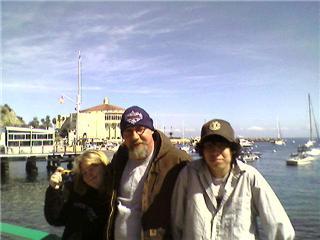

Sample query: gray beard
[129,143,149,161]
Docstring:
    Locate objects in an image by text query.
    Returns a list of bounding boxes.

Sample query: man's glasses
[123,126,146,138]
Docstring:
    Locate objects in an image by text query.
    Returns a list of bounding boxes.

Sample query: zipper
[106,185,116,239]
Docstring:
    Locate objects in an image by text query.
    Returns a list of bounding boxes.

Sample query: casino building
[57,97,125,145]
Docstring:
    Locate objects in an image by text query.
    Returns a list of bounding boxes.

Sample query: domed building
[58,97,124,145]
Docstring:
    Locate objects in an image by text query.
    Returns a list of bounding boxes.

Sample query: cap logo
[125,110,143,124]
[209,121,221,131]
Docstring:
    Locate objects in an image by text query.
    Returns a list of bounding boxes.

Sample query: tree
[40,118,45,128]
[44,115,52,129]
[39,115,53,129]
[29,117,40,128]
[0,104,25,127]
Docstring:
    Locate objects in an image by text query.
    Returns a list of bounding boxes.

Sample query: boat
[238,147,261,163]
[274,139,286,146]
[287,94,320,164]
[239,138,254,147]
[306,147,320,156]
[239,153,260,163]
[304,94,320,155]
[287,145,315,166]
[274,118,286,146]
[176,143,195,154]
[286,152,314,166]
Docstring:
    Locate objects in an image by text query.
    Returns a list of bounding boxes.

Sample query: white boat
[304,94,320,152]
[275,139,286,146]
[176,144,195,154]
[305,140,315,148]
[274,117,286,146]
[239,138,254,147]
[306,147,320,156]
[287,94,320,163]
[286,153,315,166]
[240,153,260,163]
[238,147,261,163]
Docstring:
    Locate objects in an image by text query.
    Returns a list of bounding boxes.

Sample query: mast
[182,120,185,140]
[308,93,313,141]
[76,50,82,144]
[310,95,320,142]
[313,110,320,141]
[277,117,281,139]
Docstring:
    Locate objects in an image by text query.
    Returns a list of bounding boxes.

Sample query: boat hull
[286,156,314,166]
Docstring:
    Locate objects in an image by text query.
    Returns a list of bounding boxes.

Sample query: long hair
[72,150,110,195]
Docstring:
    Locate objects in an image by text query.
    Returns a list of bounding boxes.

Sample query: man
[106,106,191,240]
[171,119,295,240]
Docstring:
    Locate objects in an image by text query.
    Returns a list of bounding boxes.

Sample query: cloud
[247,126,265,131]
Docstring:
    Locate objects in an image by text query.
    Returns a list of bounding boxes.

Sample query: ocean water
[1,138,319,239]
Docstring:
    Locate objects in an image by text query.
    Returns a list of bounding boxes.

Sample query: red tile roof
[80,103,125,113]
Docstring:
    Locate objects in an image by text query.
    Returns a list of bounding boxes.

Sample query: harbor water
[1,138,319,239]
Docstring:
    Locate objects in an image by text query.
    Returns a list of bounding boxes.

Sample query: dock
[0,151,80,178]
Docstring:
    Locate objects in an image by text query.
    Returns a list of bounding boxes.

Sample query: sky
[1,1,319,138]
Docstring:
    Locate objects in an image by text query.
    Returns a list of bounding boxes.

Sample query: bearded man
[105,106,191,240]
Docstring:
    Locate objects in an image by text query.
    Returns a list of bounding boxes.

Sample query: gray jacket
[171,160,295,240]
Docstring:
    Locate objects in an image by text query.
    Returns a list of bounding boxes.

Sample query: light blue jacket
[171,160,295,240]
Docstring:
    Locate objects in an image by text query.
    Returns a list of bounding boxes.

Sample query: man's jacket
[105,130,191,240]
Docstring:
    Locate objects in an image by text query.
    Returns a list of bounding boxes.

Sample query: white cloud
[247,126,265,131]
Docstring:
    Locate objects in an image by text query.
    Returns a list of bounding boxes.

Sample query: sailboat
[274,117,286,146]
[287,94,320,165]
[305,94,320,155]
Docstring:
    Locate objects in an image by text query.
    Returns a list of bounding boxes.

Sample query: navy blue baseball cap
[120,106,155,134]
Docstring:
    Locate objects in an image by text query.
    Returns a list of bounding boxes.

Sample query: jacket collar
[113,130,171,171]
[152,130,175,163]
[192,160,246,210]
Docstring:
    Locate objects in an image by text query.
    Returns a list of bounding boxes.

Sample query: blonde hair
[72,150,110,195]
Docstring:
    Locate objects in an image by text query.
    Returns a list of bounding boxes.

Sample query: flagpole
[76,50,81,145]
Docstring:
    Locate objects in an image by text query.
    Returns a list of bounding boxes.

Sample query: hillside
[0,104,25,127]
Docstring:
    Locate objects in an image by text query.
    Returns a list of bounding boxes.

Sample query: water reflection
[1,159,10,184]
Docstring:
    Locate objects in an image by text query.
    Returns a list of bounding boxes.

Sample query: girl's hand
[49,167,64,189]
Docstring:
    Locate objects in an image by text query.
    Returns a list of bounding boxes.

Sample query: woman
[44,150,111,240]
[171,119,295,240]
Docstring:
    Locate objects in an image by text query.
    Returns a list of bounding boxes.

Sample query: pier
[0,149,83,179]
[0,147,115,180]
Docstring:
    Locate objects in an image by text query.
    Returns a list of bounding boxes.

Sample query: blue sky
[1,1,319,138]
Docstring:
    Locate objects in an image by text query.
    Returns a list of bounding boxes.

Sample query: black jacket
[44,177,108,240]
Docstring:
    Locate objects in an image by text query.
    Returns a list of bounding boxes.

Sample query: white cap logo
[126,111,143,124]
[209,121,221,131]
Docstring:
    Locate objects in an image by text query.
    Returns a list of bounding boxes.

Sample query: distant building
[59,97,125,145]
[0,126,55,154]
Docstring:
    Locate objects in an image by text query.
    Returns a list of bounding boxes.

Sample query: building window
[20,141,31,146]
[14,135,25,140]
[43,140,53,146]
[8,141,19,146]
[32,141,42,146]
